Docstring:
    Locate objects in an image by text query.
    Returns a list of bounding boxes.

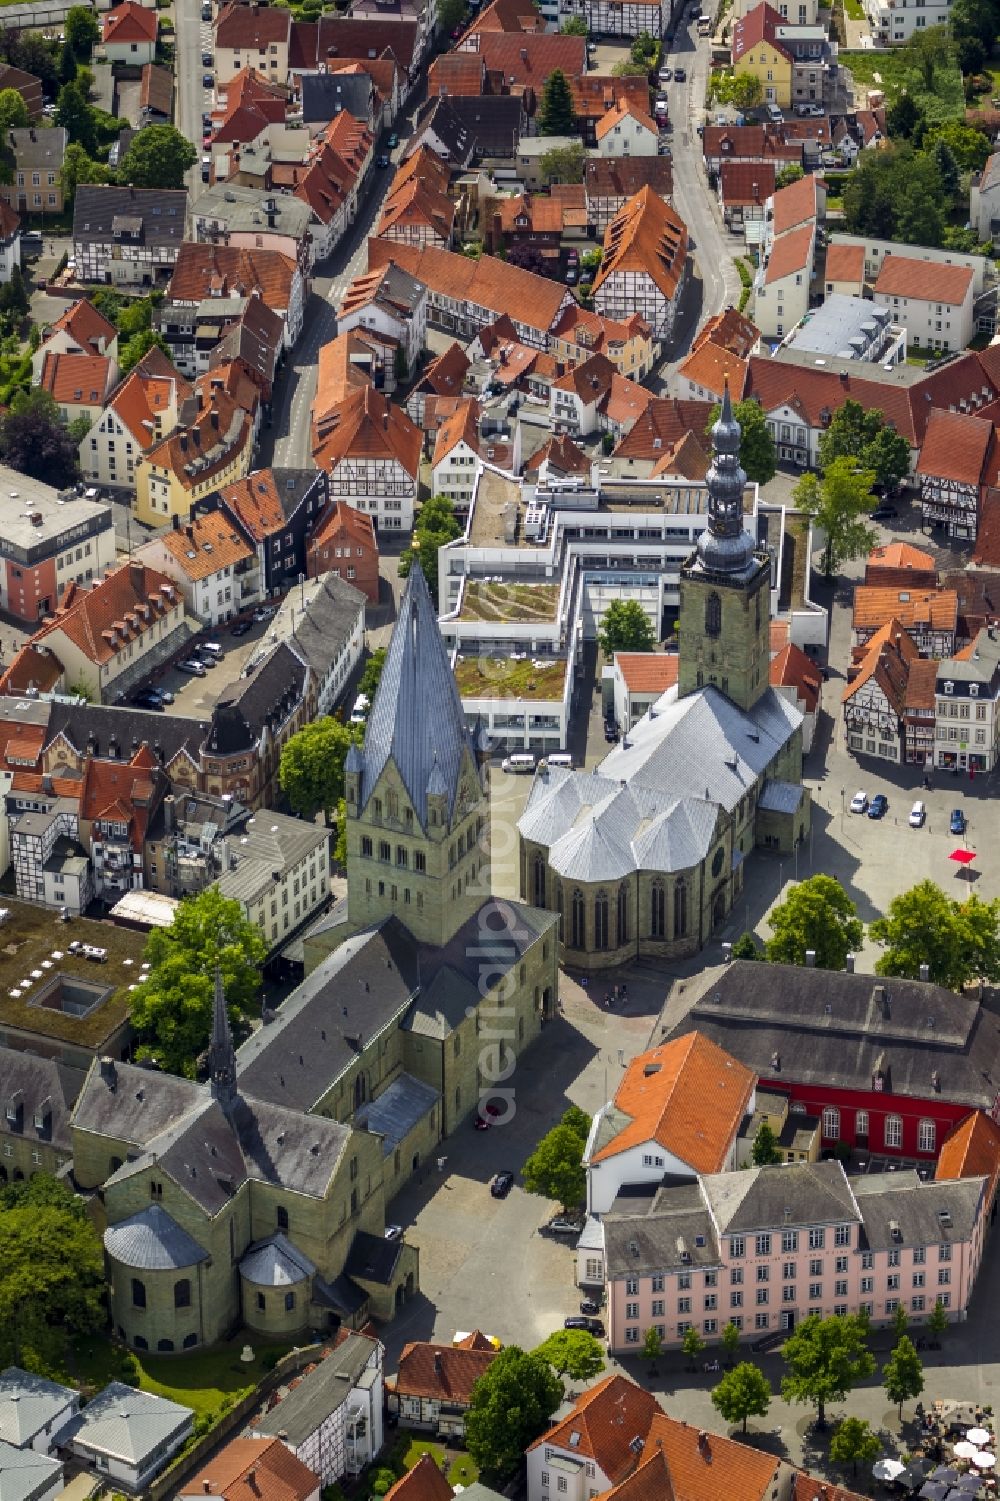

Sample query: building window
[918,1120,936,1154]
[885,1115,903,1149]
[781,1231,798,1253]
[808,1228,825,1250]
[756,1233,771,1256]
[650,880,665,938]
[617,883,629,945]
[822,1106,840,1139]
[571,889,585,948]
[594,891,609,950]
[174,1279,191,1309]
[276,1205,289,1231]
[731,1236,745,1258]
[705,592,722,637]
[285,1292,296,1311]
[835,1225,851,1247]
[533,853,546,907]
[132,1278,146,1308]
[674,882,688,938]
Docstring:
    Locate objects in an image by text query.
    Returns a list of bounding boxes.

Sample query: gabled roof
[181,1438,319,1501]
[168,244,297,314]
[595,97,658,141]
[763,221,813,283]
[216,1,291,47]
[415,340,469,398]
[48,297,117,354]
[32,560,180,668]
[612,397,714,461]
[770,640,821,714]
[38,351,113,407]
[591,1033,755,1172]
[651,429,710,480]
[367,237,569,339]
[601,1450,675,1501]
[219,467,323,542]
[719,160,775,207]
[104,355,191,447]
[308,500,376,556]
[462,0,543,34]
[523,431,591,477]
[937,1110,1000,1203]
[677,339,748,401]
[394,1341,497,1404]
[426,50,486,95]
[313,385,421,479]
[594,185,688,303]
[153,510,254,581]
[771,170,819,234]
[359,564,477,828]
[464,30,585,86]
[852,586,958,636]
[644,1410,780,1501]
[383,1457,453,1501]
[378,173,455,240]
[102,1,157,45]
[432,398,481,465]
[874,254,974,305]
[824,241,865,286]
[732,2,790,62]
[585,155,673,204]
[916,406,993,487]
[867,540,936,576]
[527,1375,659,1482]
[702,124,802,164]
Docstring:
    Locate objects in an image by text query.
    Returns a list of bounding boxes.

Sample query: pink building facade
[603,1161,987,1353]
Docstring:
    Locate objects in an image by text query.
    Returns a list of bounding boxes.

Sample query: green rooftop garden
[454,656,568,701]
[458,581,560,624]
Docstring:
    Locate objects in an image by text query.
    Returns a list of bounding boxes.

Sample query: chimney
[100,1057,117,1089]
[919,963,930,981]
[805,949,816,967]
[185,523,194,542]
[874,984,890,1018]
[202,1484,212,1495]
[434,1352,443,1372]
[163,794,175,833]
[845,953,855,973]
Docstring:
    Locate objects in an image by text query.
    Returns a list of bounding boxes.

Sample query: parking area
[148,614,278,718]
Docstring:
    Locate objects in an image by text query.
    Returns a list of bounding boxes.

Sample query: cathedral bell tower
[676,383,771,712]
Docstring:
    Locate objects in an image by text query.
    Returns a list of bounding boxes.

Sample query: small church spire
[209,966,237,1111]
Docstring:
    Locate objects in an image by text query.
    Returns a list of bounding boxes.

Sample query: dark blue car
[950,808,966,835]
[868,794,888,819]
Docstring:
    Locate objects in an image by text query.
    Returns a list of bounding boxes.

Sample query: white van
[766,101,783,122]
[349,694,370,724]
[546,753,573,769]
[502,753,536,774]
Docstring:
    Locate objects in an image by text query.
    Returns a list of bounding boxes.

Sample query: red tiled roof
[771,171,819,235]
[916,406,992,487]
[732,3,790,63]
[216,1,291,48]
[852,586,958,636]
[615,652,679,694]
[646,1413,779,1501]
[102,1,157,45]
[107,358,192,449]
[394,1340,497,1404]
[937,1111,1000,1204]
[39,351,113,408]
[153,510,253,581]
[595,97,658,141]
[866,541,936,576]
[824,242,865,285]
[678,340,748,401]
[378,175,454,240]
[383,1458,452,1501]
[527,1376,660,1482]
[308,500,376,556]
[746,356,927,444]
[764,221,813,283]
[612,398,714,461]
[219,468,290,542]
[367,238,569,338]
[465,31,585,85]
[702,124,803,165]
[417,341,469,398]
[524,431,591,476]
[313,384,421,478]
[181,1438,318,1501]
[973,494,1000,568]
[770,640,821,714]
[168,244,297,316]
[874,255,974,305]
[49,297,117,354]
[32,560,180,668]
[651,429,710,479]
[602,1451,675,1501]
[719,160,775,207]
[427,51,486,95]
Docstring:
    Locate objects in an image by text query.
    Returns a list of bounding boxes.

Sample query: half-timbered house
[72,185,187,288]
[592,186,689,346]
[843,618,916,764]
[313,385,421,532]
[852,585,958,658]
[917,406,996,542]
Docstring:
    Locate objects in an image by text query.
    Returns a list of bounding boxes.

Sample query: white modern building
[251,1335,384,1486]
[65,1384,193,1492]
[216,811,332,954]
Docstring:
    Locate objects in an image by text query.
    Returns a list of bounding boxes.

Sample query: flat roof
[109,890,180,929]
[784,294,898,360]
[0,478,113,563]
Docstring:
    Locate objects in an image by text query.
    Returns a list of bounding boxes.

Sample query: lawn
[843,0,864,18]
[70,1335,293,1421]
[401,1435,480,1488]
[840,48,965,122]
[453,655,568,701]
[459,581,560,624]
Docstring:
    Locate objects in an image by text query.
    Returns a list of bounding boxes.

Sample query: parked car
[871,504,898,521]
[253,605,275,622]
[376,152,390,167]
[654,95,669,112]
[950,808,967,835]
[490,1170,515,1199]
[384,1224,403,1241]
[230,618,253,637]
[909,800,926,827]
[868,793,888,819]
[544,1216,585,1236]
[387,132,399,148]
[659,66,673,81]
[202,50,213,65]
[673,66,686,81]
[178,658,207,676]
[796,101,824,115]
[202,74,214,87]
[473,1112,491,1130]
[157,686,174,703]
[564,1316,605,1336]
[849,790,868,814]
[579,1298,601,1315]
[199,641,223,659]
[132,689,164,711]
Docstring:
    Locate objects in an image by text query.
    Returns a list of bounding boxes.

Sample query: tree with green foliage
[641,1326,663,1368]
[721,1321,742,1364]
[598,599,656,656]
[776,162,805,188]
[682,1325,706,1370]
[829,1417,881,1477]
[59,140,111,204]
[955,33,986,74]
[539,141,586,185]
[538,68,576,135]
[0,263,28,329]
[65,4,100,58]
[707,398,776,485]
[0,88,27,134]
[751,1121,782,1166]
[930,135,960,197]
[534,1329,605,1383]
[731,931,763,961]
[950,0,997,52]
[130,888,267,1076]
[466,1347,563,1481]
[891,1301,909,1342]
[766,874,864,971]
[611,59,651,76]
[922,119,993,172]
[119,327,170,375]
[883,1335,924,1419]
[117,125,197,190]
[927,1298,948,1342]
[843,145,945,246]
[437,0,468,29]
[817,399,911,493]
[279,715,361,822]
[398,493,462,604]
[359,647,386,704]
[869,880,1000,990]
[560,14,588,31]
[781,1313,875,1429]
[793,456,877,577]
[886,90,922,139]
[561,1105,591,1142]
[580,247,603,274]
[711,1361,772,1434]
[0,1175,105,1378]
[715,72,763,110]
[0,389,80,488]
[58,42,78,86]
[55,79,96,153]
[522,1123,587,1210]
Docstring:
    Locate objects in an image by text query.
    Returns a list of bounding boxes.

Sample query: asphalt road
[175,0,207,188]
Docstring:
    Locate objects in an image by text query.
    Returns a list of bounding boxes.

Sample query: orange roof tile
[770,640,821,714]
[769,619,790,653]
[463,0,543,34]
[594,186,688,305]
[842,617,920,715]
[645,1412,779,1501]
[694,307,759,358]
[853,587,957,634]
[395,1341,497,1404]
[602,1451,674,1501]
[771,171,819,235]
[905,656,939,712]
[154,510,253,581]
[366,238,569,338]
[102,1,157,45]
[791,1476,867,1501]
[874,255,973,305]
[466,31,585,86]
[824,242,865,286]
[108,359,193,449]
[182,1439,318,1501]
[527,1376,660,1482]
[383,1458,452,1501]
[678,340,749,401]
[427,51,486,95]
[916,406,993,488]
[432,398,481,465]
[312,331,378,439]
[936,1110,1000,1202]
[0,720,45,767]
[49,298,117,353]
[313,385,421,479]
[216,1,291,47]
[523,431,591,476]
[378,175,455,240]
[612,398,714,461]
[31,560,180,668]
[549,303,653,360]
[219,469,291,542]
[417,341,469,397]
[308,499,377,555]
[867,541,936,574]
[651,429,710,480]
[972,492,1000,568]
[732,2,790,62]
[143,387,253,493]
[763,221,814,284]
[39,351,113,407]
[592,1033,755,1171]
[393,144,451,197]
[168,244,297,317]
[0,645,63,698]
[615,652,679,694]
[595,97,658,141]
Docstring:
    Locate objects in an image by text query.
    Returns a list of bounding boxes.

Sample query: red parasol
[949,849,976,865]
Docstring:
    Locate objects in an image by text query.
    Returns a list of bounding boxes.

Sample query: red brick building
[306,501,380,604]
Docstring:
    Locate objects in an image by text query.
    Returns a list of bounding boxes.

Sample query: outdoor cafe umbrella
[956,1477,985,1493]
[901,1463,937,1491]
[969,1434,992,1448]
[876,1462,907,1483]
[921,1482,951,1501]
[957,1445,981,1461]
[932,1469,960,1485]
[950,848,977,880]
[974,1457,997,1471]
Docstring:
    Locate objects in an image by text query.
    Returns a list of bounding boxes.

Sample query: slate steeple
[208,966,238,1111]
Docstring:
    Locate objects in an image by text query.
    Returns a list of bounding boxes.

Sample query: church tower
[344,564,490,949]
[677,384,771,712]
